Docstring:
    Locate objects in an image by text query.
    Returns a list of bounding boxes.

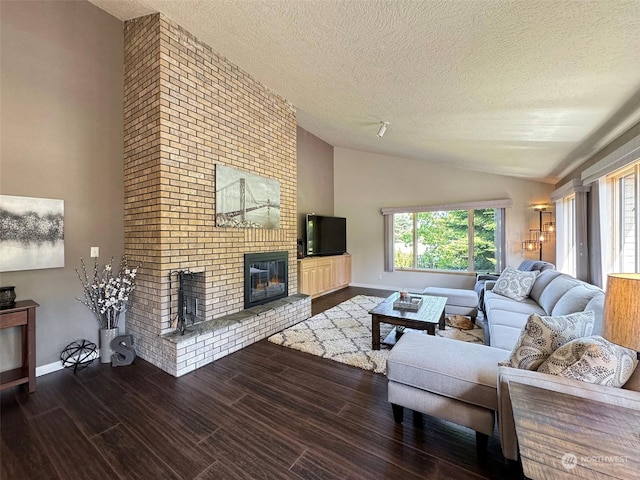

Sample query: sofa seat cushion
[484,291,546,351]
[487,310,532,350]
[484,291,546,317]
[386,332,509,411]
[487,309,531,330]
[489,325,524,351]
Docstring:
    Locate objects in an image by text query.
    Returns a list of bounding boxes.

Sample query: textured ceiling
[90,0,640,183]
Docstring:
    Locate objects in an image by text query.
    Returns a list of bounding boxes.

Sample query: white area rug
[268,295,484,374]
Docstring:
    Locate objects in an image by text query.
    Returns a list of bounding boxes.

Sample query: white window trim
[381,198,512,215]
[607,162,640,273]
[551,180,590,281]
[598,176,613,285]
[382,199,510,273]
[558,194,576,277]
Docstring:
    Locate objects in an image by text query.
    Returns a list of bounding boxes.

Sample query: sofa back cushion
[518,260,556,272]
[551,283,605,335]
[537,275,581,313]
[518,260,555,272]
[584,294,605,335]
[529,270,563,304]
[551,285,602,317]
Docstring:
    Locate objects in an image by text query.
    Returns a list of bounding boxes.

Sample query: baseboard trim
[36,348,101,377]
[36,360,65,377]
[349,282,418,293]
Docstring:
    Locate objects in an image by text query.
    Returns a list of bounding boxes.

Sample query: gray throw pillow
[500,311,595,371]
[538,336,638,388]
[492,266,539,301]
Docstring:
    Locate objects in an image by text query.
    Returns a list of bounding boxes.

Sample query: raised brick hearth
[123,14,309,376]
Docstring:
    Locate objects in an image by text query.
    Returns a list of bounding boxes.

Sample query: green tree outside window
[393,208,497,272]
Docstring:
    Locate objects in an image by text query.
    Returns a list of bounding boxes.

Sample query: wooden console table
[509,381,640,479]
[0,300,38,393]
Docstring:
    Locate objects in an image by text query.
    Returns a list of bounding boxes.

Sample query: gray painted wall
[334,147,556,293]
[0,1,124,368]
[296,127,334,241]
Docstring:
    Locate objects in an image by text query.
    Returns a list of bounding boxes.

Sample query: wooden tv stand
[297,253,351,298]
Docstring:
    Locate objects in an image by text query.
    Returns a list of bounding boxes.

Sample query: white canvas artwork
[216,165,281,229]
[0,195,65,272]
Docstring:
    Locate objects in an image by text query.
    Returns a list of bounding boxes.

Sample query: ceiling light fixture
[377,121,389,138]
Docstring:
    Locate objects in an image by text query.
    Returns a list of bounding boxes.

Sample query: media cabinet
[297,253,351,298]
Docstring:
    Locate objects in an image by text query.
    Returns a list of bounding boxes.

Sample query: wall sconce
[377,121,389,138]
[522,206,554,260]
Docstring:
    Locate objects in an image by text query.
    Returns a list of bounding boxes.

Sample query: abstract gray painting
[216,165,280,229]
[0,195,65,272]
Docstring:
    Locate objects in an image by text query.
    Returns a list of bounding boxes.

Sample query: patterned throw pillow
[538,336,638,387]
[500,311,595,370]
[492,266,539,301]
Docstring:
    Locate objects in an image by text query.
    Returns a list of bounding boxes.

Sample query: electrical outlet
[378,274,383,280]
[90,247,99,258]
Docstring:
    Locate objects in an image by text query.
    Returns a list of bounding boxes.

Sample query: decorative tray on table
[393,295,423,311]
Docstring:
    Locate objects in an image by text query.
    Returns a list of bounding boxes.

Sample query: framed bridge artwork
[215,165,281,229]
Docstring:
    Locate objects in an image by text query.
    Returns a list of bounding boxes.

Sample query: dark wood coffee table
[369,293,446,350]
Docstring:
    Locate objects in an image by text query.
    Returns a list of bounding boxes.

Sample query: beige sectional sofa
[386,270,640,461]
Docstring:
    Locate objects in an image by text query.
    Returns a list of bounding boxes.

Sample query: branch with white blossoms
[76,256,138,330]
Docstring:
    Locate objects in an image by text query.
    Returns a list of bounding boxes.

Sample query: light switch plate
[90,247,99,258]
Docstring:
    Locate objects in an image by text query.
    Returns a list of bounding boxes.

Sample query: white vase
[99,327,119,363]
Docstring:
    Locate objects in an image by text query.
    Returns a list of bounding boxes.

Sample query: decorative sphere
[60,340,97,372]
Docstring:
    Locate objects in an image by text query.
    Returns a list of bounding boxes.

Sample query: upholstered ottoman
[387,332,509,449]
[422,286,478,321]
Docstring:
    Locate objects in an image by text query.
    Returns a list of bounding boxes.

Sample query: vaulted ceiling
[90,0,640,183]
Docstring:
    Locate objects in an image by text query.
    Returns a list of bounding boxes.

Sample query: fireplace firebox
[244,252,288,309]
[168,270,204,335]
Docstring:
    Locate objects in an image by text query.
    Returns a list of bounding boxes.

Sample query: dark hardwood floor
[1,287,519,480]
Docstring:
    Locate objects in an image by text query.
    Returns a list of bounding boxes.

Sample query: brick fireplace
[123,14,310,376]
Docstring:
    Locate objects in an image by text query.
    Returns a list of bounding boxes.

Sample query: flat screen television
[305,214,347,257]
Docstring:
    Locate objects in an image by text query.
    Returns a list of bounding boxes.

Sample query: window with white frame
[609,161,640,273]
[562,194,576,277]
[390,207,504,273]
[552,179,590,280]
